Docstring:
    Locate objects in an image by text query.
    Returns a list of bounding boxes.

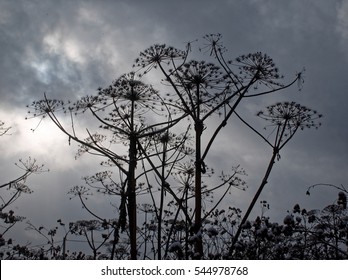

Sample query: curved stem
[229,149,278,255]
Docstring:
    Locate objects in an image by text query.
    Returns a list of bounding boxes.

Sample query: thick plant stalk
[128,133,137,259]
[157,140,167,260]
[194,119,204,257]
[128,91,138,259]
[194,81,204,258]
[229,148,278,255]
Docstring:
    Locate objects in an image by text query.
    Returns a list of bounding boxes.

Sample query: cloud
[335,1,348,58]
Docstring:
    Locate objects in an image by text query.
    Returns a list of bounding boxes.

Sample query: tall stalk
[229,102,322,256]
[126,82,140,259]
[135,37,303,259]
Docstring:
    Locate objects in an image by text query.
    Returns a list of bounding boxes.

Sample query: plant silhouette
[17,34,333,260]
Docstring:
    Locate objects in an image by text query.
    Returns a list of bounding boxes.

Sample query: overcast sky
[1,0,348,252]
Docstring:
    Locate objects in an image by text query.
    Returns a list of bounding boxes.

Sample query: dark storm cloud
[0,0,161,106]
[0,0,347,247]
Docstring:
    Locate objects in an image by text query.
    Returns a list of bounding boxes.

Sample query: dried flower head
[256,101,322,150]
[176,60,225,89]
[171,60,231,116]
[235,52,283,87]
[73,95,101,113]
[201,33,227,56]
[14,157,47,174]
[134,44,186,73]
[26,99,65,119]
[68,185,92,200]
[99,72,161,113]
[69,220,104,234]
[257,101,322,132]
